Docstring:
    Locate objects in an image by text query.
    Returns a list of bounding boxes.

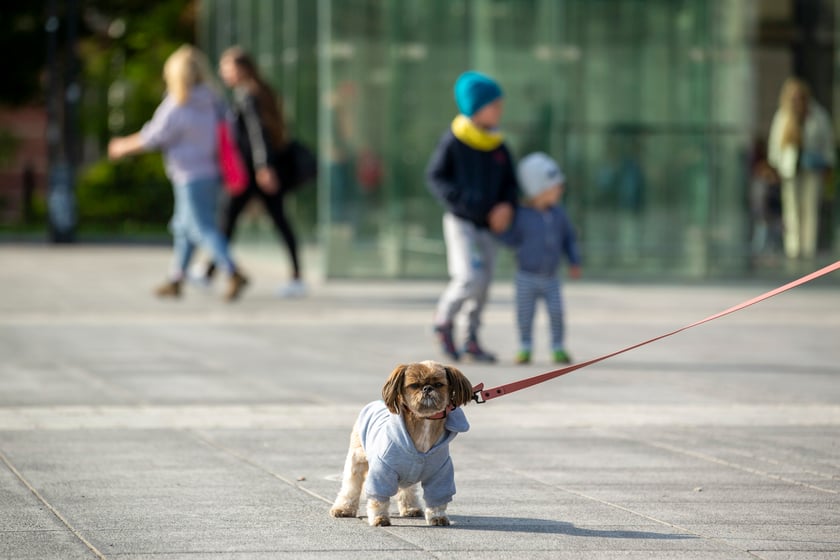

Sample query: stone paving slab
[1,244,839,559]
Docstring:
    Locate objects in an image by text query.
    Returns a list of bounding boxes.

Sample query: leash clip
[471,383,486,404]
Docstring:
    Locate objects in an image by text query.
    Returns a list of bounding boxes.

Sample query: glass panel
[198,0,795,280]
[313,0,760,278]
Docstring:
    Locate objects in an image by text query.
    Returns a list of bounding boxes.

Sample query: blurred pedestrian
[748,139,783,261]
[595,128,645,263]
[498,152,581,365]
[426,71,518,363]
[212,46,304,298]
[326,81,358,226]
[768,77,835,260]
[108,45,248,301]
[22,163,35,224]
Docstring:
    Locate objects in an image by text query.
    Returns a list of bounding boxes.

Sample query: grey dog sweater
[358,400,469,507]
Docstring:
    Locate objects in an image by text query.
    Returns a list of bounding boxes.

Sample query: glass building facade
[198,0,839,280]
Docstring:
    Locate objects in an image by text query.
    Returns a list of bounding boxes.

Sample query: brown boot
[225,270,249,301]
[155,280,181,298]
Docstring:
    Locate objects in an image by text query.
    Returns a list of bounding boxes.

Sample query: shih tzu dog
[329,360,474,526]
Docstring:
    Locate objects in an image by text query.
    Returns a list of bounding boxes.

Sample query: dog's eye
[407,383,421,390]
[433,382,444,388]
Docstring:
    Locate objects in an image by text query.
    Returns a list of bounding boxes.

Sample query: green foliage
[0,0,196,235]
[0,128,20,168]
[72,0,196,232]
[75,154,171,228]
[80,1,196,146]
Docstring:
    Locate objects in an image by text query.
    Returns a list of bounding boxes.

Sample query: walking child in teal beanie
[426,71,519,362]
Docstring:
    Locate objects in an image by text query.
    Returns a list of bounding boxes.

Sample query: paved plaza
[1,243,839,559]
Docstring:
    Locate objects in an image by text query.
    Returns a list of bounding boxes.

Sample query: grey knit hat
[517,152,565,199]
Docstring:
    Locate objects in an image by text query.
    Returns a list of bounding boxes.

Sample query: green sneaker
[515,350,531,365]
[553,349,572,364]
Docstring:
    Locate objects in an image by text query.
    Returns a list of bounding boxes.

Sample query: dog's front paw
[425,505,450,526]
[370,515,391,527]
[367,499,392,527]
[427,515,450,526]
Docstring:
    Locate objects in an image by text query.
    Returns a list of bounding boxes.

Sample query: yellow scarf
[451,114,504,151]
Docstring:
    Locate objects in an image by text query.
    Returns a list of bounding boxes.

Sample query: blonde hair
[163,45,213,105]
[778,77,810,149]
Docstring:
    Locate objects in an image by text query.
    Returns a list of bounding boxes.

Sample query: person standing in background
[748,139,783,261]
[595,129,645,263]
[108,45,248,302]
[498,152,581,366]
[768,77,835,260]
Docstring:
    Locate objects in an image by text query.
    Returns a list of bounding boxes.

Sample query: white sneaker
[276,279,306,298]
[187,263,213,288]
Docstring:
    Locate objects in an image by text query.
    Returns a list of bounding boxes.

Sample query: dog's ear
[382,364,408,414]
[445,365,474,407]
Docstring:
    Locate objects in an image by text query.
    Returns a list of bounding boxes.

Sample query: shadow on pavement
[448,516,696,539]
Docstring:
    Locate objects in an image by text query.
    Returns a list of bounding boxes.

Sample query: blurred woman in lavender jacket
[108,45,248,301]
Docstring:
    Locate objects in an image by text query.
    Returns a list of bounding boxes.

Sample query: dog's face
[381,360,473,417]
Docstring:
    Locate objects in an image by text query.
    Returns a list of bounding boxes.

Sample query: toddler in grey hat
[498,152,582,364]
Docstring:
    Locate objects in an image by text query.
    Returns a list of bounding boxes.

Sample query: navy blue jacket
[498,205,581,275]
[426,131,519,228]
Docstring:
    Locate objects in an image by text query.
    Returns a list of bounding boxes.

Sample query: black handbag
[277,140,317,191]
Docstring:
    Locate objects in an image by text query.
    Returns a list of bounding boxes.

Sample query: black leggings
[223,182,301,278]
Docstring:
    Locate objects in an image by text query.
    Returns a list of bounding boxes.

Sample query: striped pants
[516,270,565,351]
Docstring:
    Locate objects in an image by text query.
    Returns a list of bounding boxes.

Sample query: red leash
[471,260,840,404]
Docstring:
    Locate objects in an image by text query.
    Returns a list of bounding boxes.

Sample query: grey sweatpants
[434,213,498,339]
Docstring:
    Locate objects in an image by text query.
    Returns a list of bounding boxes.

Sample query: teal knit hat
[454,71,502,117]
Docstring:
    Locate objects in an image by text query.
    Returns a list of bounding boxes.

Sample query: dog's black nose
[422,385,433,394]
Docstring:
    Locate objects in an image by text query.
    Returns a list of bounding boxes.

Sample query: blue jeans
[170,177,235,277]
